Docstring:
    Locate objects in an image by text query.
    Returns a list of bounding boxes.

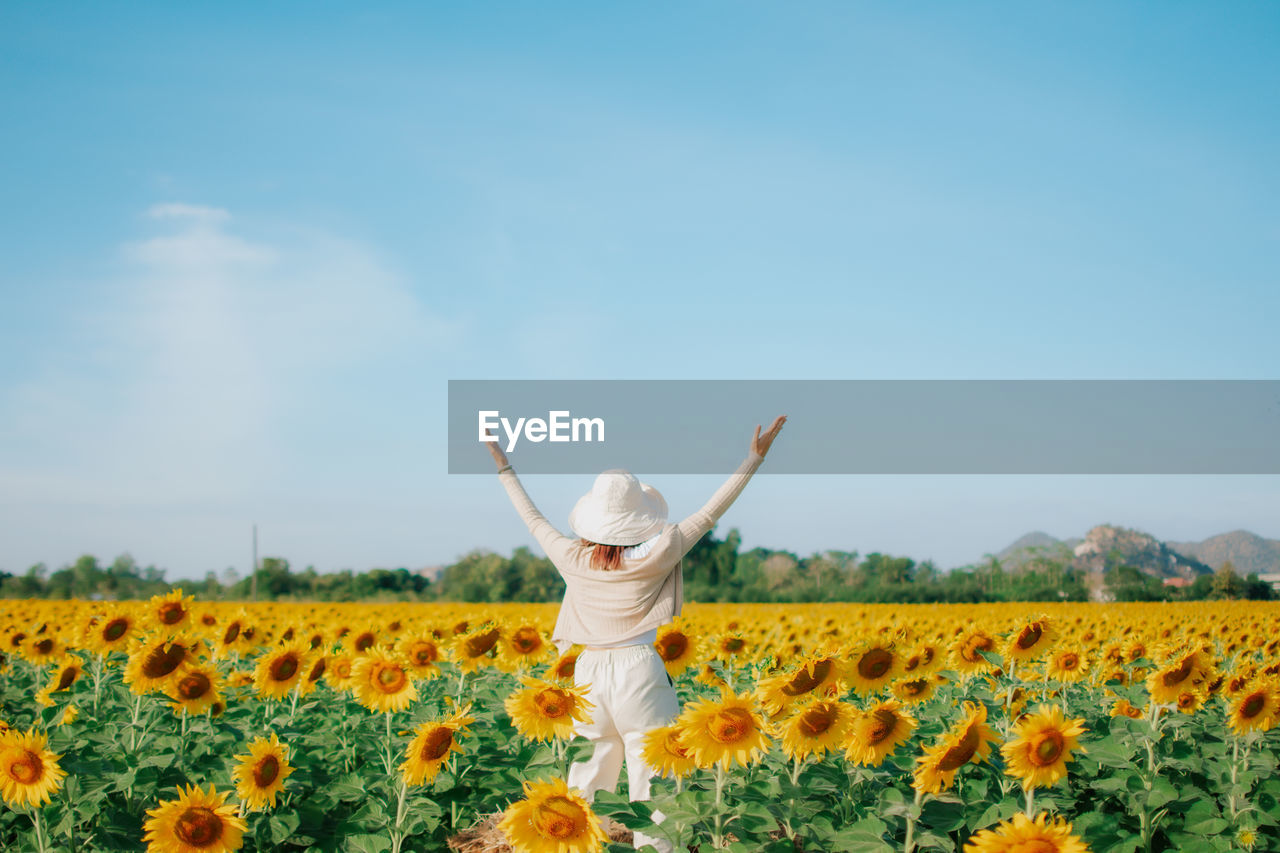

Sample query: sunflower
[1147,646,1213,705]
[1229,680,1280,736]
[400,636,444,679]
[504,677,593,742]
[1047,649,1089,684]
[951,628,1000,675]
[1109,698,1144,719]
[214,609,251,658]
[1006,617,1055,662]
[232,733,294,811]
[296,655,328,697]
[325,654,358,692]
[654,627,698,677]
[145,589,196,638]
[776,698,855,761]
[901,642,944,677]
[0,729,67,807]
[351,646,419,713]
[143,783,246,853]
[1175,688,1206,715]
[913,702,997,794]
[343,624,381,656]
[58,704,79,727]
[844,699,917,767]
[709,631,751,664]
[46,653,85,693]
[165,662,224,716]
[452,624,502,672]
[124,634,207,695]
[85,605,140,655]
[497,626,550,670]
[847,642,901,693]
[641,724,697,779]
[545,650,581,683]
[962,811,1089,853]
[401,705,475,786]
[893,677,938,704]
[676,690,772,769]
[498,776,607,853]
[1000,704,1086,790]
[253,642,311,701]
[24,633,63,666]
[756,652,845,715]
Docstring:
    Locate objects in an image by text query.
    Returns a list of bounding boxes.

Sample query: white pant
[568,644,680,853]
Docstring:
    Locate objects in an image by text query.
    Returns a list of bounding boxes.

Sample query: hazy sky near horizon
[2,3,1278,581]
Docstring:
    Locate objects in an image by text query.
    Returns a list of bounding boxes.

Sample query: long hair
[580,539,627,572]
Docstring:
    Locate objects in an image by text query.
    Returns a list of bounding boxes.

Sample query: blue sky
[2,2,1277,581]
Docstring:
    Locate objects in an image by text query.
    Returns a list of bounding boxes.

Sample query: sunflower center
[857,649,892,680]
[355,632,376,652]
[374,665,408,693]
[534,689,570,718]
[103,619,128,642]
[555,657,577,679]
[709,708,754,744]
[1005,841,1058,853]
[421,727,454,760]
[659,633,689,662]
[9,751,42,783]
[1016,625,1043,650]
[143,643,188,679]
[664,731,690,757]
[412,644,438,665]
[308,659,326,682]
[962,635,994,662]
[938,726,980,771]
[920,646,935,666]
[783,659,832,696]
[223,623,241,644]
[271,655,299,681]
[1059,654,1079,671]
[798,706,836,737]
[1029,731,1064,766]
[160,604,184,625]
[723,637,746,653]
[513,629,541,653]
[1178,692,1197,710]
[253,755,280,787]
[178,671,212,700]
[174,806,224,847]
[201,614,216,626]
[866,709,899,744]
[57,667,78,690]
[35,639,53,655]
[1241,693,1266,719]
[464,628,500,658]
[533,796,587,840]
[1162,658,1193,687]
[900,679,928,697]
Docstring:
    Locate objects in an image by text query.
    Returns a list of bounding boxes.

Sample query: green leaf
[270,811,302,844]
[345,834,392,853]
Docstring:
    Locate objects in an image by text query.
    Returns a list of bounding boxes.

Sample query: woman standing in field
[486,415,786,853]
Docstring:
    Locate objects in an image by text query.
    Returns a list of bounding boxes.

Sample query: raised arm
[676,415,786,546]
[486,440,571,556]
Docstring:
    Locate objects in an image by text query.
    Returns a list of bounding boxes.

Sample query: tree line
[1,529,1274,603]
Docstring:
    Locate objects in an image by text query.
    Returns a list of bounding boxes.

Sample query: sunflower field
[2,595,1279,853]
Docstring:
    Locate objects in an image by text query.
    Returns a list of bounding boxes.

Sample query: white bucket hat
[568,469,668,546]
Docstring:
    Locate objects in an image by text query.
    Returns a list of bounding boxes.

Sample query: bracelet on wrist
[497,464,513,474]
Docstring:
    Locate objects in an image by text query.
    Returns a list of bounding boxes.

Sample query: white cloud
[1,206,460,508]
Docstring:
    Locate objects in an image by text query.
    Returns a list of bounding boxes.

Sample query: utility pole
[251,523,258,602]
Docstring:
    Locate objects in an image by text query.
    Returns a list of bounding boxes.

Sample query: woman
[486,415,785,852]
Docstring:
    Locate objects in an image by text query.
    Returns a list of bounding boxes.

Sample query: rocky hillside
[1167,530,1280,577]
[996,525,1280,579]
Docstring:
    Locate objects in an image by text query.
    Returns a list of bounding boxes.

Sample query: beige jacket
[498,451,765,648]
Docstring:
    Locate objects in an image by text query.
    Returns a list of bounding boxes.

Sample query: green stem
[384,711,395,776]
[712,763,727,847]
[1024,785,1035,819]
[903,788,924,853]
[390,779,409,853]
[31,807,48,853]
[288,684,301,723]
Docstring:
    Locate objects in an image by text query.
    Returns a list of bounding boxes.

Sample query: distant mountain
[994,525,1280,579]
[1069,525,1210,580]
[1168,531,1280,577]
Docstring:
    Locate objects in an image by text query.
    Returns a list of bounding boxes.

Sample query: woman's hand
[486,439,510,471]
[751,415,787,458]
